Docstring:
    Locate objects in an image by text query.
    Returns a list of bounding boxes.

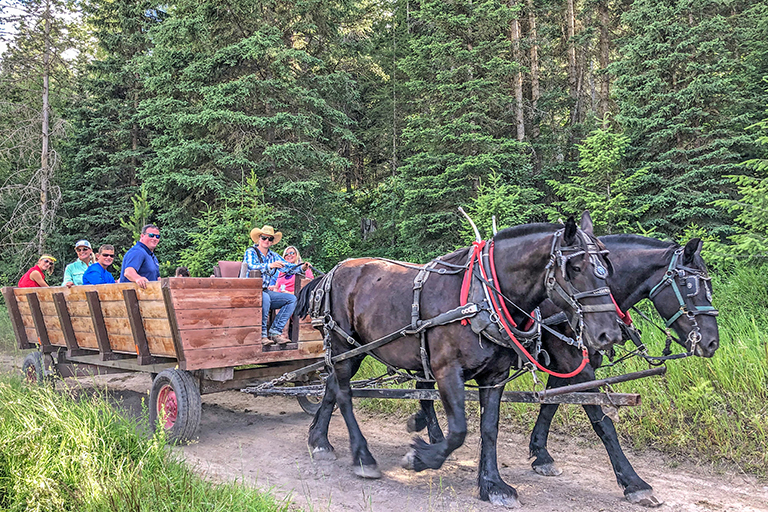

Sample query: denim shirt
[243,247,301,288]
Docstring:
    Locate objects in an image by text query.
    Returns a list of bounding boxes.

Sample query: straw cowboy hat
[250,225,283,244]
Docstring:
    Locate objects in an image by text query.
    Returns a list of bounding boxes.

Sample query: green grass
[0,376,288,512]
[353,264,768,476]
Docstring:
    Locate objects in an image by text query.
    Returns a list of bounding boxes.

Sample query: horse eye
[572,265,581,273]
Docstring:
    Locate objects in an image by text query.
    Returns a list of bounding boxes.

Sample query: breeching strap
[486,240,589,379]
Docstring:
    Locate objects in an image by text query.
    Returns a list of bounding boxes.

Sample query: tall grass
[354,264,768,475]
[0,377,287,512]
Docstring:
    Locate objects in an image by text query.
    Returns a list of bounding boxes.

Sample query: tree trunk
[511,1,525,141]
[39,0,52,253]
[566,0,579,128]
[598,0,611,119]
[527,0,540,140]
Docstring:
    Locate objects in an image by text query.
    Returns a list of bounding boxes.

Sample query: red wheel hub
[156,384,178,428]
[25,366,37,384]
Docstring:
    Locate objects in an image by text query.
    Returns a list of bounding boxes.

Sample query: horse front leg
[402,364,466,471]
[332,358,381,478]
[307,374,338,461]
[477,380,520,508]
[582,404,660,507]
[406,380,445,444]
[529,375,564,476]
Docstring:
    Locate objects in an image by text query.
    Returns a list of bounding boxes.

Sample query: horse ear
[683,238,702,265]
[579,211,594,235]
[563,216,577,245]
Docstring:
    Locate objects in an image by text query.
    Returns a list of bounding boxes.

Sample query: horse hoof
[353,464,382,479]
[489,492,521,508]
[406,413,422,433]
[626,489,662,507]
[401,450,416,470]
[533,462,563,476]
[310,446,337,461]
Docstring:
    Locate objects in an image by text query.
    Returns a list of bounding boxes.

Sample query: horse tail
[296,277,323,318]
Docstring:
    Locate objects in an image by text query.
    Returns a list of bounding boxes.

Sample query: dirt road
[2,354,767,512]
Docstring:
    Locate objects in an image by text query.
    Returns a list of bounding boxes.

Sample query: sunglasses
[260,235,275,242]
[101,253,115,258]
[42,260,54,265]
[76,247,91,252]
[145,233,161,239]
[285,251,296,256]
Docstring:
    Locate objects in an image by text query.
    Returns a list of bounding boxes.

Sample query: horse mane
[601,233,677,250]
[493,223,560,242]
[439,223,561,266]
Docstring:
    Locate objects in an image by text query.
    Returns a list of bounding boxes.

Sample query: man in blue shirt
[244,225,309,347]
[82,245,117,285]
[120,224,161,288]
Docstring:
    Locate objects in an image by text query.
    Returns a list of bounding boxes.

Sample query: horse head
[541,212,622,353]
[647,238,719,358]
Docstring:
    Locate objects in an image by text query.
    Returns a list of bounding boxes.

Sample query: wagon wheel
[297,394,323,415]
[22,352,45,385]
[150,369,202,443]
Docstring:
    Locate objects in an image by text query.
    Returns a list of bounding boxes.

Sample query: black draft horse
[297,215,624,507]
[408,234,720,506]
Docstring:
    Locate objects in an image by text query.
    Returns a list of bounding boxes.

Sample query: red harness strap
[485,240,589,379]
[611,294,633,326]
[459,241,486,325]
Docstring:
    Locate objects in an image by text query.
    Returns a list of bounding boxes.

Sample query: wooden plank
[138,300,170,319]
[16,299,31,317]
[124,288,162,365]
[167,277,263,290]
[180,341,325,371]
[66,282,163,302]
[298,319,323,342]
[174,308,260,330]
[66,353,177,374]
[171,296,262,310]
[143,318,173,337]
[2,287,33,349]
[146,335,177,358]
[86,291,120,361]
[178,326,262,350]
[161,282,184,364]
[26,294,51,351]
[53,292,93,356]
[74,331,99,349]
[70,316,96,334]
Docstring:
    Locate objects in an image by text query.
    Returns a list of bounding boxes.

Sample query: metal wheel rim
[24,364,37,384]
[157,384,178,429]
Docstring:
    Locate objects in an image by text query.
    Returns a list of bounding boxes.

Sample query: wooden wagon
[2,275,324,442]
[3,269,662,444]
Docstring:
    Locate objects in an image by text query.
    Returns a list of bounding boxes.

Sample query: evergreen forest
[2,0,768,283]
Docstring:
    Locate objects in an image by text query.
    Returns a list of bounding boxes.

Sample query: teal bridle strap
[648,249,718,328]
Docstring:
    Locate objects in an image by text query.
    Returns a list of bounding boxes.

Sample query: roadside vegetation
[355,263,768,476]
[0,366,287,512]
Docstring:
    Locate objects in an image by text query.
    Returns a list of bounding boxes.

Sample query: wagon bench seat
[2,277,323,372]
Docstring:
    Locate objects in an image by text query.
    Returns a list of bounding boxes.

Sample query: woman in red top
[272,246,314,293]
[18,255,56,287]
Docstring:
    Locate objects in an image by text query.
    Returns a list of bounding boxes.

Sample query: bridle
[473,227,618,378]
[646,247,719,355]
[543,230,616,347]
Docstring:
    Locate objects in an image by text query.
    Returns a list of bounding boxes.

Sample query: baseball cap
[74,239,92,249]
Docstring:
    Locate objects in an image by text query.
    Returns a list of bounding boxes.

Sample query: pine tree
[397,0,532,259]
[613,0,768,239]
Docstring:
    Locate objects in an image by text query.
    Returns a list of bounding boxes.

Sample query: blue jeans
[262,290,297,337]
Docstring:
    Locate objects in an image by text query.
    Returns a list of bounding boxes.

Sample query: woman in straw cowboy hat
[244,225,311,346]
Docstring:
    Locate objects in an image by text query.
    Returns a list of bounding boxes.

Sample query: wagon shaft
[243,385,643,407]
